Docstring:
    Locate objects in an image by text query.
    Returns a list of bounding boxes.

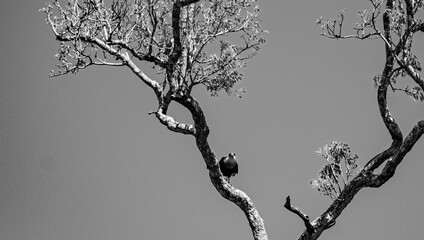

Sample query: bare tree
[41,0,268,239]
[41,1,424,240]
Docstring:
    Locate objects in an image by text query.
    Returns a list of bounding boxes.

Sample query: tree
[41,0,268,239]
[40,1,424,240]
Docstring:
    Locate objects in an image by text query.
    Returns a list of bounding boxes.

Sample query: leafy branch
[41,0,267,96]
[311,142,361,200]
[284,1,424,239]
[317,0,423,102]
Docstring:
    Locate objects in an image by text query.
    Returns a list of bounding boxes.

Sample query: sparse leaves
[311,142,360,200]
[316,6,381,40]
[402,85,424,101]
[373,74,382,88]
[317,1,423,104]
[188,0,267,96]
[295,1,424,238]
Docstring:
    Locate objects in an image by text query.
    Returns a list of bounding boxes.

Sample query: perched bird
[219,153,238,183]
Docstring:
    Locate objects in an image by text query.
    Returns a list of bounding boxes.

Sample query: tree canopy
[41,0,266,96]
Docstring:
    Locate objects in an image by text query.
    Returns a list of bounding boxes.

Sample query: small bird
[219,153,238,183]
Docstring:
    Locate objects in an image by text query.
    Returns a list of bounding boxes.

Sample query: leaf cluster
[311,142,360,200]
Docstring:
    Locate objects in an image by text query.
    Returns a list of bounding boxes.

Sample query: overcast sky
[1,1,423,240]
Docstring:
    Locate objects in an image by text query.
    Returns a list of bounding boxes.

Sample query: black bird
[219,153,238,182]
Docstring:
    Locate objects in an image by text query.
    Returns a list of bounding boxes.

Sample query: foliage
[311,142,360,200]
[40,0,267,97]
[317,0,424,102]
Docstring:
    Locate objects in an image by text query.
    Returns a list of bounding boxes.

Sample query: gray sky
[1,1,423,240]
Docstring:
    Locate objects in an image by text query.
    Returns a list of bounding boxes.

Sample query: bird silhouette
[219,153,238,183]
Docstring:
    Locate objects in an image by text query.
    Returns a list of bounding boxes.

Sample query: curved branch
[302,2,408,239]
[364,0,403,173]
[150,111,196,135]
[362,76,403,172]
[362,140,401,173]
[296,117,422,240]
[212,175,268,240]
[149,101,196,135]
[173,95,268,240]
[284,196,314,234]
[368,120,424,187]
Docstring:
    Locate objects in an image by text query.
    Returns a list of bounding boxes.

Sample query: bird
[219,153,238,183]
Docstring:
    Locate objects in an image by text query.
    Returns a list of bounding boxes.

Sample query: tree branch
[92,37,164,97]
[405,0,414,28]
[149,100,196,136]
[396,59,424,91]
[108,39,166,68]
[168,1,198,54]
[304,2,419,239]
[362,73,403,172]
[173,95,268,240]
[166,1,201,91]
[416,22,424,32]
[168,1,185,68]
[52,32,163,99]
[368,120,424,187]
[298,175,369,240]
[284,196,314,234]
[298,117,422,240]
[364,0,403,173]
